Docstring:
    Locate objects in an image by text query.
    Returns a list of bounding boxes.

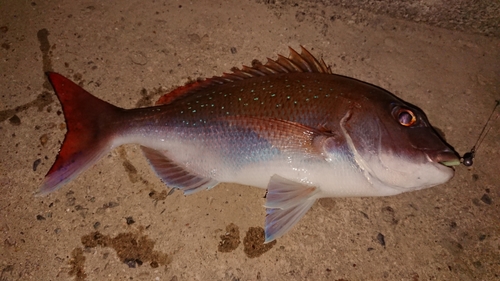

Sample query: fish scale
[130,73,369,134]
[38,46,460,242]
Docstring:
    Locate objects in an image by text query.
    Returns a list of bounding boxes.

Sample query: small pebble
[125,258,137,268]
[376,233,385,247]
[9,115,21,126]
[39,134,48,146]
[449,221,457,229]
[126,217,135,225]
[33,159,41,171]
[480,194,492,205]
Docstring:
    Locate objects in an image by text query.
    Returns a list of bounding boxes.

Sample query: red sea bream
[39,47,460,242]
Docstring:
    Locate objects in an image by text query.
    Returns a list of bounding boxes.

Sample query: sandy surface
[1,0,499,280]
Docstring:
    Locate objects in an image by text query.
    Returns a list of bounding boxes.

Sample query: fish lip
[427,150,461,167]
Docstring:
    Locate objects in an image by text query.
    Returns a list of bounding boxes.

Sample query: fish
[38,46,460,242]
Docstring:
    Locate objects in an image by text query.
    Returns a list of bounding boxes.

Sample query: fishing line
[462,100,499,166]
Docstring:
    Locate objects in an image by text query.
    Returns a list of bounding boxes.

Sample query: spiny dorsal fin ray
[289,47,312,72]
[297,46,331,73]
[155,46,331,105]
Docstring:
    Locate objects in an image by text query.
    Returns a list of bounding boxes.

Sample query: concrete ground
[1,0,499,280]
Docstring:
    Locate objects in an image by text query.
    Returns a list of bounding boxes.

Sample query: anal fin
[141,146,218,195]
[264,175,320,243]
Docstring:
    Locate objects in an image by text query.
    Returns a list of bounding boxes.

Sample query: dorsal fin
[155,46,332,105]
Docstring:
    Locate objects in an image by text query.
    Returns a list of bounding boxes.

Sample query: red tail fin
[37,72,123,195]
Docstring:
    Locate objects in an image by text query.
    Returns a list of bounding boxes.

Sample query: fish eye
[397,109,416,127]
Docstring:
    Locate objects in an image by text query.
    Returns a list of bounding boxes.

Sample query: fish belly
[121,127,402,198]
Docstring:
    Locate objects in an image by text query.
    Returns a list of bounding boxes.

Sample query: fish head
[340,96,460,194]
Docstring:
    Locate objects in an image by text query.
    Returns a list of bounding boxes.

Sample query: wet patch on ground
[81,230,171,269]
[117,147,149,185]
[68,247,86,281]
[218,223,241,252]
[0,92,54,123]
[122,159,140,183]
[148,189,168,201]
[243,227,276,258]
[37,28,53,76]
[136,87,170,107]
[0,28,55,123]
[0,265,14,281]
[135,88,155,107]
[318,198,337,211]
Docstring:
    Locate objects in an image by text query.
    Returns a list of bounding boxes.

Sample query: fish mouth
[428,150,461,167]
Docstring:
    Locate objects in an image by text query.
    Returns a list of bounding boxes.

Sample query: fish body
[39,47,460,242]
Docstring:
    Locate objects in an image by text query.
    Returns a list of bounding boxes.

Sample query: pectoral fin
[264,175,320,243]
[141,146,218,195]
[220,116,325,156]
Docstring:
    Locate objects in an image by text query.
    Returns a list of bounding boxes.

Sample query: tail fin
[37,72,123,196]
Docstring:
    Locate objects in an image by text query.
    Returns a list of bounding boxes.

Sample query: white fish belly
[128,133,403,198]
